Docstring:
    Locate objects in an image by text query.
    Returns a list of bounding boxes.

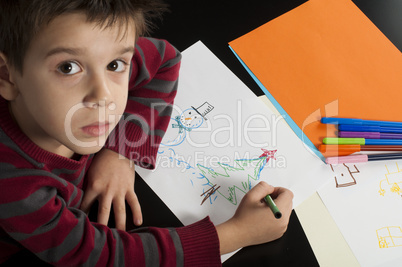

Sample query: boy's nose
[84,74,114,109]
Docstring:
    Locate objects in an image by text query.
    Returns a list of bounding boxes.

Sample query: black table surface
[131,0,402,266]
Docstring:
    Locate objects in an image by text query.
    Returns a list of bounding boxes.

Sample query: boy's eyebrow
[119,47,135,55]
[45,47,85,58]
[45,46,135,58]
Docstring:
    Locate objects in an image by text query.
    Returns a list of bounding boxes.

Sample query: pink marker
[326,153,402,164]
[326,155,368,164]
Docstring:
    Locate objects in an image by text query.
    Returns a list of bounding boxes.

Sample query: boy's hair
[0,0,168,74]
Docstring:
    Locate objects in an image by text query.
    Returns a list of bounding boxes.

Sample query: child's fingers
[270,187,294,216]
[126,192,143,226]
[247,181,275,202]
[113,197,127,231]
[80,190,97,214]
[270,186,294,200]
[97,196,113,227]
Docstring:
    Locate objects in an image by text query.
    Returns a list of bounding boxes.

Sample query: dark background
[137,0,402,266]
[4,1,402,266]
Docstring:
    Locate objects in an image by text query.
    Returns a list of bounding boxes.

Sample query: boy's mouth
[81,122,110,137]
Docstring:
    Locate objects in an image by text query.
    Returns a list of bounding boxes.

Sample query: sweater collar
[0,97,90,170]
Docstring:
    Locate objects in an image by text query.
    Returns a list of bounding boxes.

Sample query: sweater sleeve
[104,37,181,169]
[0,171,221,266]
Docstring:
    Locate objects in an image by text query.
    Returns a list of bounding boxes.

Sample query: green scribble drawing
[197,149,276,205]
[377,226,402,248]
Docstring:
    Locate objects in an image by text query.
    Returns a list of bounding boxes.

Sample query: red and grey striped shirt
[0,38,221,266]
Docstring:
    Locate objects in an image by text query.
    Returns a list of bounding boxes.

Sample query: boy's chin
[71,144,105,156]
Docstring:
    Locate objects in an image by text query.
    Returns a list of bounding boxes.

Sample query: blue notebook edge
[228,45,325,162]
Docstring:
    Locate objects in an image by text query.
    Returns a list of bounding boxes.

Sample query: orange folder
[229,0,402,159]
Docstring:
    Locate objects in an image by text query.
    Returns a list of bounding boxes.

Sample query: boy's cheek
[116,98,128,115]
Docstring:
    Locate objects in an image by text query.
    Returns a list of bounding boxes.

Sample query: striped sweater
[0,38,221,266]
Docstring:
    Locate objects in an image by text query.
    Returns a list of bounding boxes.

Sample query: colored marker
[338,125,402,134]
[338,131,402,139]
[321,117,402,128]
[323,137,402,145]
[319,144,402,157]
[264,195,282,219]
[326,152,402,164]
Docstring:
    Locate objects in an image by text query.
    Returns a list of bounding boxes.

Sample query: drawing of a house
[330,163,360,188]
[377,226,402,248]
[379,163,402,197]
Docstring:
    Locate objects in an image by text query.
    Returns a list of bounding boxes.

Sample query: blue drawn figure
[161,103,213,147]
[160,117,188,147]
[198,149,277,205]
[178,108,204,129]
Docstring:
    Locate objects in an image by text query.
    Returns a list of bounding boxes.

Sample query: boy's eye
[107,60,126,72]
[58,62,81,75]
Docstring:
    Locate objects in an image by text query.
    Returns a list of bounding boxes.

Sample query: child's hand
[216,181,293,254]
[80,148,143,230]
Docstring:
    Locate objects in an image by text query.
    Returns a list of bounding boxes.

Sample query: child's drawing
[377,226,402,248]
[158,146,276,206]
[198,150,277,205]
[379,163,402,197]
[161,102,214,146]
[159,101,277,206]
[329,163,360,188]
[200,184,221,205]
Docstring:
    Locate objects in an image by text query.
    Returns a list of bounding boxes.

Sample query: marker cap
[319,144,361,157]
[339,124,402,134]
[338,125,381,132]
[325,154,368,164]
[321,117,363,125]
[338,131,380,139]
[323,137,365,145]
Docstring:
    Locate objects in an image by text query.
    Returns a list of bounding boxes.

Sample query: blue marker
[321,117,402,128]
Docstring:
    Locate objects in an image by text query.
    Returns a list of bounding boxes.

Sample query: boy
[0,0,293,266]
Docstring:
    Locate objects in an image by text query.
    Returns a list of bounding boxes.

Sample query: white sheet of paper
[137,41,332,259]
[318,160,402,266]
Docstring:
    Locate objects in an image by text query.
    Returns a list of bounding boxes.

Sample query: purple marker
[338,131,402,139]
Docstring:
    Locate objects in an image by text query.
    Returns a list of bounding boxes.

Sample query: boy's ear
[0,53,19,100]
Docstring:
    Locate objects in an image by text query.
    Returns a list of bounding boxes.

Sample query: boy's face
[8,12,135,157]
